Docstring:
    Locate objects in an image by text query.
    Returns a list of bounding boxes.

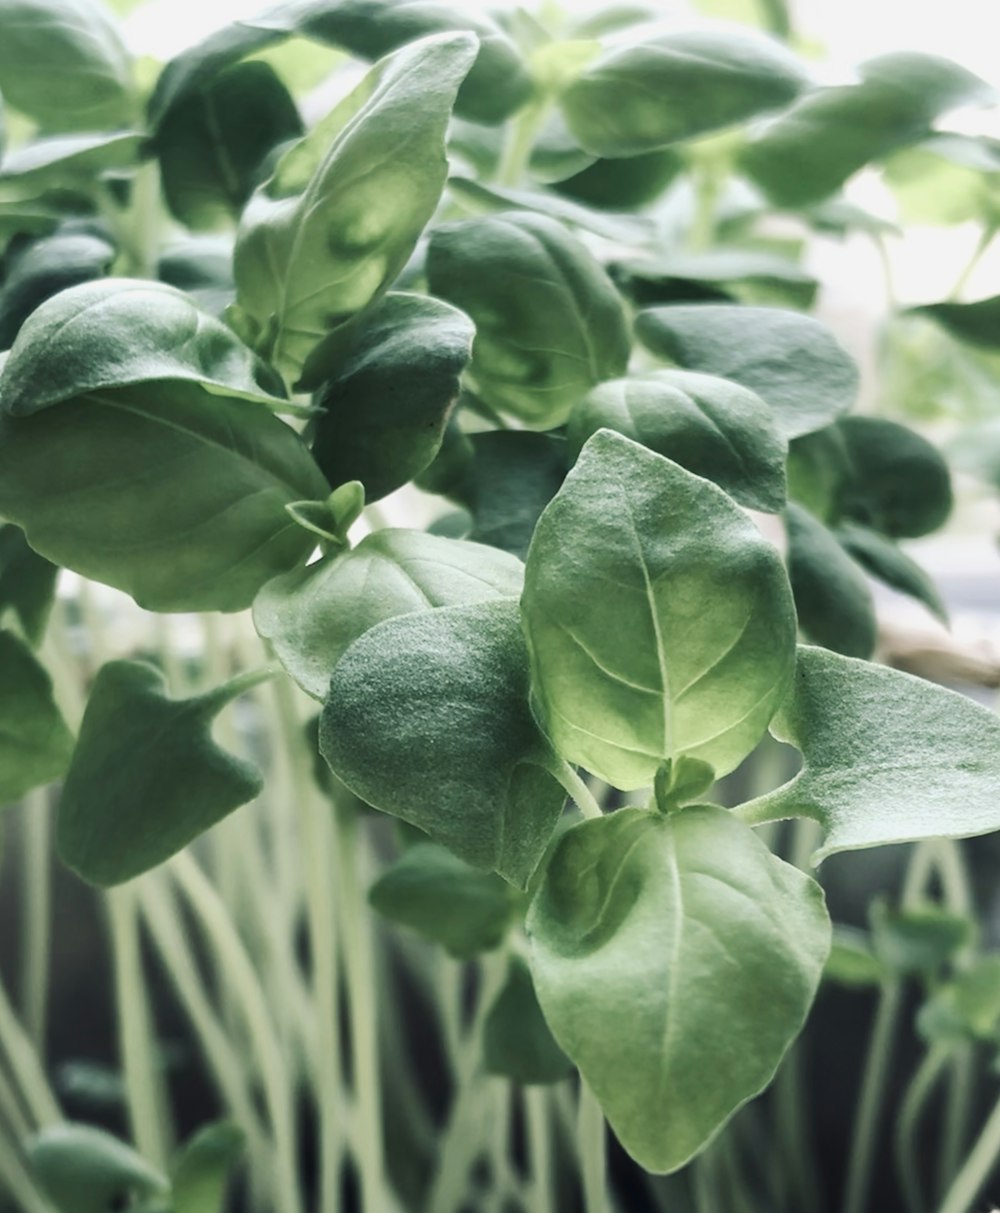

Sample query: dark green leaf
[320,599,565,887]
[0,524,57,646]
[743,53,994,206]
[0,382,327,612]
[483,955,572,1084]
[918,958,1000,1044]
[870,900,973,978]
[467,431,567,559]
[58,662,266,885]
[27,1123,168,1213]
[560,29,808,157]
[613,249,817,310]
[912,296,1000,350]
[254,528,523,700]
[522,430,796,789]
[426,211,631,428]
[171,1122,244,1213]
[785,503,877,659]
[157,236,235,317]
[232,32,477,389]
[567,369,787,513]
[636,304,859,439]
[369,842,519,958]
[310,292,473,501]
[740,645,1000,860]
[786,426,853,522]
[835,522,948,623]
[156,60,302,231]
[552,148,682,210]
[527,805,829,1171]
[0,629,73,807]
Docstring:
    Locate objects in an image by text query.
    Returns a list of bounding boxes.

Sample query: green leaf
[320,599,565,887]
[156,60,302,231]
[58,662,267,886]
[566,369,787,513]
[309,292,474,501]
[0,0,134,133]
[0,131,143,190]
[483,954,573,1085]
[522,430,796,789]
[613,249,818,311]
[0,278,288,416]
[835,416,953,538]
[467,431,567,559]
[870,900,973,978]
[785,503,877,659]
[552,148,682,211]
[742,53,994,206]
[232,32,477,390]
[919,958,1000,1044]
[740,645,1000,860]
[0,524,58,645]
[0,629,73,807]
[911,296,1000,350]
[170,1122,244,1213]
[653,755,716,813]
[254,528,523,700]
[426,211,631,428]
[635,304,859,439]
[27,1123,169,1213]
[369,841,519,958]
[560,29,808,157]
[825,928,883,988]
[786,426,853,522]
[835,522,948,623]
[0,381,328,612]
[527,805,829,1172]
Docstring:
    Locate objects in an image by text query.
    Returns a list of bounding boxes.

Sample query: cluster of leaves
[2,0,1000,1193]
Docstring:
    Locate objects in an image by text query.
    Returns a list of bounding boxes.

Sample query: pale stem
[0,1060,31,1142]
[0,972,60,1127]
[578,1081,607,1213]
[0,1128,53,1213]
[526,1087,553,1213]
[895,1043,950,1213]
[555,762,604,820]
[936,1084,1000,1213]
[19,789,51,1056]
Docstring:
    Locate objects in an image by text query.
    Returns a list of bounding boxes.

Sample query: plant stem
[895,1043,950,1213]
[936,1081,1000,1213]
[0,973,59,1128]
[948,223,998,302]
[938,1044,974,1201]
[578,1081,607,1213]
[526,1087,553,1213]
[19,790,51,1056]
[555,762,604,819]
[0,1128,53,1213]
[497,101,549,188]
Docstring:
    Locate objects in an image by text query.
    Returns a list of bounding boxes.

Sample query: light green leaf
[870,900,973,978]
[58,662,267,886]
[27,1123,169,1213]
[635,304,859,439]
[309,292,474,501]
[320,599,565,887]
[0,381,328,612]
[426,211,631,428]
[825,928,883,988]
[369,841,519,958]
[0,132,143,189]
[170,1122,244,1213]
[0,278,287,415]
[527,805,829,1171]
[560,29,808,157]
[740,645,1000,860]
[919,958,1000,1044]
[0,629,73,807]
[567,369,787,513]
[0,0,134,133]
[743,53,994,206]
[0,524,58,645]
[483,955,573,1085]
[835,522,947,623]
[254,528,523,700]
[232,32,477,390]
[522,429,796,789]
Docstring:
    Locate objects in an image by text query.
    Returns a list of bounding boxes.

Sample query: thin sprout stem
[556,762,604,820]
[578,1081,607,1213]
[936,1082,1000,1213]
[526,1087,553,1213]
[895,1043,950,1213]
[938,1044,974,1202]
[19,789,51,1056]
[0,971,60,1128]
[0,1059,31,1142]
[0,1128,53,1213]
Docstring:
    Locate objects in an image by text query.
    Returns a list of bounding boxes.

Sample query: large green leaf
[0,629,73,807]
[911,296,1000,350]
[0,131,143,190]
[0,382,328,612]
[567,370,787,513]
[309,292,474,501]
[527,805,829,1171]
[742,53,994,206]
[155,60,303,231]
[560,29,808,157]
[739,646,1000,860]
[254,528,523,700]
[635,304,859,439]
[466,431,567,559]
[0,0,134,133]
[426,211,631,428]
[612,249,818,311]
[58,662,266,886]
[28,1123,169,1213]
[483,955,573,1085]
[231,32,477,389]
[0,278,287,415]
[0,524,58,645]
[553,148,682,211]
[522,430,796,789]
[320,599,565,887]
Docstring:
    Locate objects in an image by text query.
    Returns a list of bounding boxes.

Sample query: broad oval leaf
[743,53,994,207]
[553,148,682,211]
[28,1123,169,1213]
[0,279,287,416]
[467,431,567,559]
[560,29,809,157]
[527,805,829,1171]
[635,304,859,439]
[310,292,474,501]
[835,522,947,623]
[567,369,787,513]
[254,528,524,700]
[0,524,58,645]
[232,32,477,390]
[522,430,796,789]
[0,382,328,612]
[426,212,631,428]
[483,955,573,1085]
[0,131,143,190]
[0,0,134,133]
[320,599,565,888]
[0,630,73,807]
[740,645,1000,860]
[57,662,266,886]
[170,1122,244,1213]
[911,296,1000,350]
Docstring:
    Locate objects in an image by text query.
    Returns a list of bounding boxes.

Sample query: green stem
[938,1044,974,1201]
[0,1060,31,1142]
[895,1043,950,1213]
[0,1128,53,1213]
[948,223,998,302]
[497,100,549,188]
[526,1087,553,1213]
[755,0,791,37]
[0,971,60,1128]
[936,1081,1000,1213]
[578,1081,607,1213]
[555,762,604,820]
[19,789,51,1056]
